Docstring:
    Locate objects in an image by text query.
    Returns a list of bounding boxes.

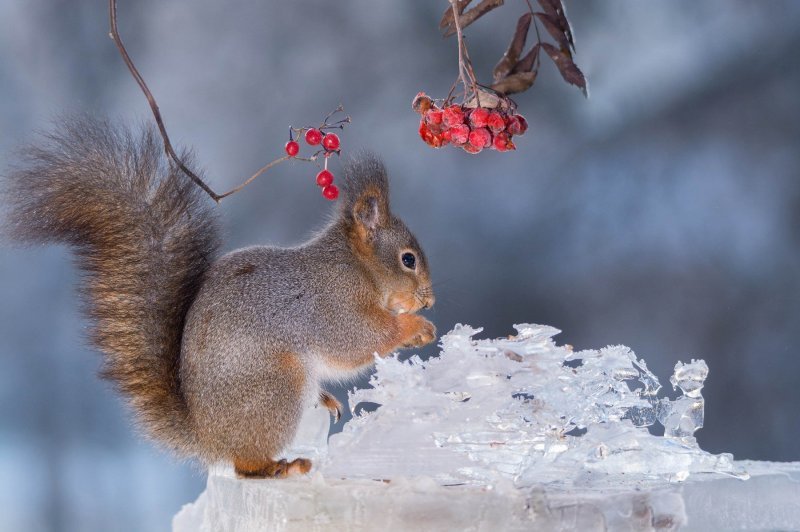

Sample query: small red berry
[449,124,470,145]
[487,112,506,133]
[468,127,492,149]
[443,105,465,128]
[285,140,300,157]
[322,184,339,200]
[463,143,482,154]
[441,128,453,142]
[493,132,513,152]
[507,114,529,136]
[419,120,433,143]
[322,133,340,151]
[425,109,443,126]
[469,107,490,128]
[316,169,334,187]
[305,128,323,146]
[516,115,528,135]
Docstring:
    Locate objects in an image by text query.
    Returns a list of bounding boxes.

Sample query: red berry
[425,109,443,125]
[305,128,323,146]
[463,143,482,154]
[507,114,529,136]
[443,105,465,128]
[468,127,492,149]
[449,124,470,145]
[322,184,339,200]
[285,140,300,157]
[469,107,490,128]
[492,132,514,152]
[487,112,506,133]
[419,120,433,142]
[516,115,528,135]
[316,169,334,187]
[322,133,340,151]
[441,128,453,142]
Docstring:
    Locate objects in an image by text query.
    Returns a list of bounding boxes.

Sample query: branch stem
[108,0,304,203]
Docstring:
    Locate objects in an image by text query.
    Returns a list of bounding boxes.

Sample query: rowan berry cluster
[283,108,349,201]
[412,92,527,154]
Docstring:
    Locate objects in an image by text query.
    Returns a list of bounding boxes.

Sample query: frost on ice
[175,324,800,531]
[325,324,743,486]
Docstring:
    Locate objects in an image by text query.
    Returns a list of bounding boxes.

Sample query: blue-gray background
[1,1,798,530]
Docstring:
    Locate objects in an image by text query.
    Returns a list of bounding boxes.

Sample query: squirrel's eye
[401,252,416,270]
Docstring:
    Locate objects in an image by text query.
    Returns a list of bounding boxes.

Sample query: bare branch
[108,0,221,202]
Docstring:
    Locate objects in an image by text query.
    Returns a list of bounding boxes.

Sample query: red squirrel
[5,117,436,478]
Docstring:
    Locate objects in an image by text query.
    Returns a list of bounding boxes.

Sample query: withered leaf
[541,42,586,95]
[536,0,560,17]
[511,43,540,74]
[442,0,505,37]
[493,13,532,83]
[439,0,473,30]
[491,71,537,95]
[536,0,575,52]
[535,12,571,53]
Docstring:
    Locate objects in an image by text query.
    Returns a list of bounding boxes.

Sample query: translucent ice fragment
[660,360,708,441]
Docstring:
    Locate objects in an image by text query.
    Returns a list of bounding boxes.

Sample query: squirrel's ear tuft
[341,151,390,232]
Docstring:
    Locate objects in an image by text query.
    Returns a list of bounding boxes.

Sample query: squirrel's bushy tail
[4,116,218,455]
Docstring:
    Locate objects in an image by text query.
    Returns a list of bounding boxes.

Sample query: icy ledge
[174,324,800,531]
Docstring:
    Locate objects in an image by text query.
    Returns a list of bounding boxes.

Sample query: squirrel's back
[3,116,219,454]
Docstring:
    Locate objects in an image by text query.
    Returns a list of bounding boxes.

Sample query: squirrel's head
[340,153,434,315]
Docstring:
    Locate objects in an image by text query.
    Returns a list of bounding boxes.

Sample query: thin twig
[109,0,223,201]
[216,156,288,200]
[449,0,481,106]
[108,0,314,203]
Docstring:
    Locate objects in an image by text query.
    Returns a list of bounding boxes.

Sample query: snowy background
[0,1,799,530]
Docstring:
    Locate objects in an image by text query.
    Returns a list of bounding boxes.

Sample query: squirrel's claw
[319,391,342,423]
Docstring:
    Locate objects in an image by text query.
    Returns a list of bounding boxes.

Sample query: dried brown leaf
[541,42,586,95]
[536,0,559,18]
[536,0,575,52]
[440,0,473,30]
[443,0,505,37]
[535,12,570,53]
[511,43,540,74]
[493,13,532,83]
[491,71,537,95]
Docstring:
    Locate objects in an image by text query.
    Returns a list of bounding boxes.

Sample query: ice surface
[174,324,800,531]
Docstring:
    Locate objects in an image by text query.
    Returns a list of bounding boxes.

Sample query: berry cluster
[412,92,528,154]
[284,128,342,200]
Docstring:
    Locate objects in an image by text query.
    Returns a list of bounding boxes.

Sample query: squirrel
[4,116,436,478]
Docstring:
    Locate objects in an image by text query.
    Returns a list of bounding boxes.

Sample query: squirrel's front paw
[400,315,437,349]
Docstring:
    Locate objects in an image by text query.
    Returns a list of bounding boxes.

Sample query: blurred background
[1,1,798,530]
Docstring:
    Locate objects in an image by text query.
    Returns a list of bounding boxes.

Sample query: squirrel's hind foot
[234,457,312,479]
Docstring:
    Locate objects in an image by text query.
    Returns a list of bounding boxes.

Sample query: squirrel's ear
[353,193,386,234]
[341,152,391,240]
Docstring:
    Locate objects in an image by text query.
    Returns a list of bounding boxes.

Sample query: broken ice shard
[659,359,708,442]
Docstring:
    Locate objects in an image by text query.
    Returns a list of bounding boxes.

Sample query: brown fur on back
[3,116,219,455]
